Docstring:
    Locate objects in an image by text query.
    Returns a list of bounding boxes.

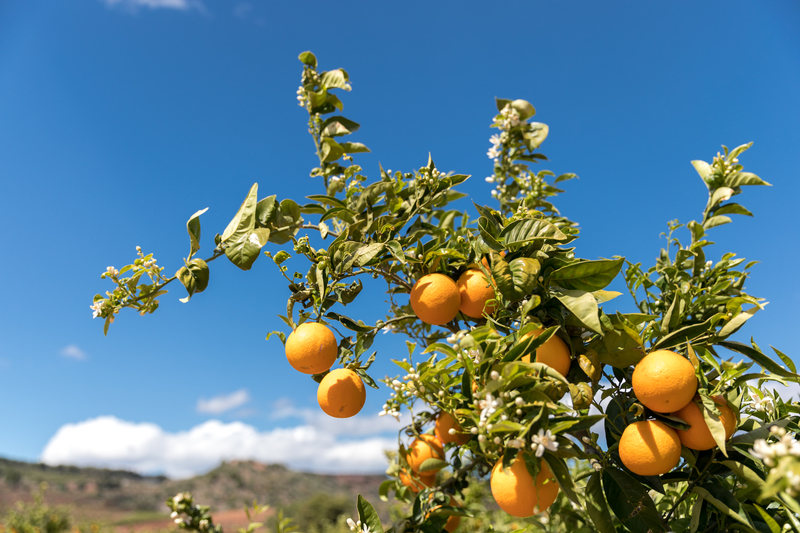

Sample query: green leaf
[568,382,593,410]
[511,99,536,120]
[353,243,385,268]
[523,122,549,149]
[320,137,344,162]
[692,160,713,180]
[551,258,624,291]
[699,395,727,456]
[717,306,760,338]
[224,227,270,271]
[714,203,753,217]
[719,341,797,378]
[321,116,360,137]
[325,311,373,333]
[555,173,578,183]
[771,345,796,373]
[710,187,734,207]
[186,207,208,260]
[602,468,668,533]
[542,453,578,504]
[320,69,350,91]
[356,495,384,533]
[298,51,317,68]
[703,215,732,230]
[692,485,757,532]
[176,258,209,303]
[339,142,371,154]
[725,171,771,188]
[255,195,277,227]
[585,473,616,533]
[221,183,258,243]
[499,217,567,245]
[652,316,717,350]
[495,97,512,112]
[268,199,304,245]
[418,458,449,472]
[553,289,602,334]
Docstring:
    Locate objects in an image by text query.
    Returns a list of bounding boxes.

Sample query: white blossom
[530,429,559,457]
[90,300,105,319]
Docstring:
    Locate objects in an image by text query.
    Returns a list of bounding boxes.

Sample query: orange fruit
[317,368,366,418]
[410,274,461,326]
[457,269,496,319]
[444,496,461,532]
[399,469,436,492]
[490,452,559,517]
[407,434,445,473]
[435,412,470,445]
[632,350,697,413]
[520,328,571,378]
[480,250,507,268]
[285,322,338,374]
[673,396,736,450]
[619,420,681,476]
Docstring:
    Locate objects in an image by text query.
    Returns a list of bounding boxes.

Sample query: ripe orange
[317,368,366,418]
[285,322,338,374]
[520,328,571,378]
[410,274,461,326]
[399,469,436,492]
[444,496,461,532]
[457,269,496,319]
[490,452,559,517]
[673,396,736,450]
[632,350,697,413]
[407,434,445,473]
[619,420,681,476]
[435,412,470,445]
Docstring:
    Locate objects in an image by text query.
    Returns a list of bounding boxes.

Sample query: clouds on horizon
[40,412,403,479]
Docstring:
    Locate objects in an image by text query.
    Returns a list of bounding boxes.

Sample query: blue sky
[0,0,798,477]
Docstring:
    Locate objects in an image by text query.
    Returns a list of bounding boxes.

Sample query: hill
[0,458,388,530]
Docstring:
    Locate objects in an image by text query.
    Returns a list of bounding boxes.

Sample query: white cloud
[99,0,203,11]
[269,397,412,437]
[197,389,251,414]
[40,414,400,479]
[59,345,87,361]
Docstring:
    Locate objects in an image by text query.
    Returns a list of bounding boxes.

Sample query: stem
[664,450,717,522]
[301,223,340,238]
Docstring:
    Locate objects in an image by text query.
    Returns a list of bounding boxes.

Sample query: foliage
[92,51,800,532]
[1,484,76,533]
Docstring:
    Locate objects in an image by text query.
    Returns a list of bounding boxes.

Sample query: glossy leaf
[176,258,209,302]
[719,341,798,378]
[297,51,317,68]
[585,473,616,533]
[500,217,567,245]
[224,227,269,271]
[186,207,208,260]
[357,495,384,533]
[551,258,624,291]
[602,468,667,533]
[221,183,258,243]
[553,289,602,334]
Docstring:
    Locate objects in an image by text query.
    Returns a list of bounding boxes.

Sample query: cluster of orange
[399,412,471,532]
[284,322,366,418]
[410,268,497,326]
[621,349,737,476]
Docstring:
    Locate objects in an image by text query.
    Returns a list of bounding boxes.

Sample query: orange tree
[92,52,800,533]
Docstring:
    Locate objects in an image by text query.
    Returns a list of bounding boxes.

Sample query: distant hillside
[0,458,389,528]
